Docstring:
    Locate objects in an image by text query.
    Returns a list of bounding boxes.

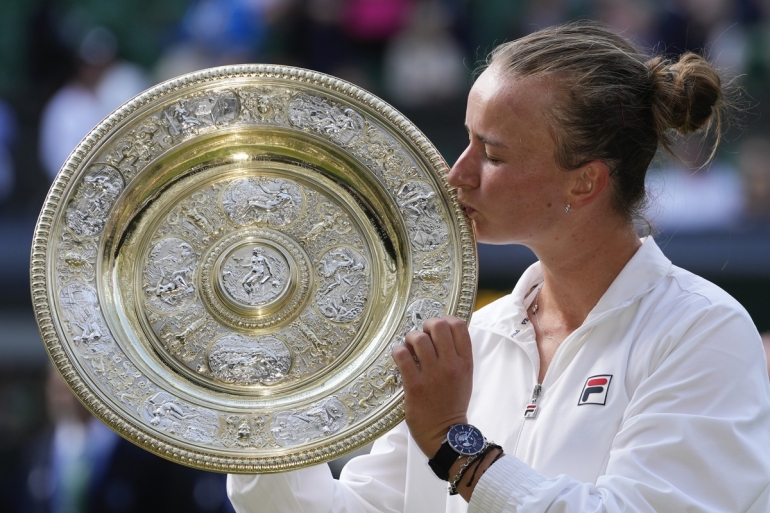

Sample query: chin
[475,232,514,245]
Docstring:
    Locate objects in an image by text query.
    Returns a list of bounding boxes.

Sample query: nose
[447,145,479,189]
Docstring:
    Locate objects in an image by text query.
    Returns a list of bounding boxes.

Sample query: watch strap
[428,441,462,481]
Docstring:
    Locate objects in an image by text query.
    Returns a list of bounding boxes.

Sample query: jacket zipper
[512,327,593,457]
[513,383,541,455]
[523,383,542,418]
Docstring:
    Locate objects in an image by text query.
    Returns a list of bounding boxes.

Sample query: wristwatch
[428,423,486,481]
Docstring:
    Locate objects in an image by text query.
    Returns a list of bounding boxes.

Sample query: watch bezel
[446,423,485,456]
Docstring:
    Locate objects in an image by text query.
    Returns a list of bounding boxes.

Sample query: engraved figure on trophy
[315,247,369,323]
[105,117,173,181]
[270,397,348,446]
[222,414,275,449]
[57,232,97,287]
[158,306,210,363]
[346,362,402,416]
[59,283,111,353]
[222,177,303,227]
[162,90,240,137]
[141,391,219,444]
[288,93,364,146]
[208,334,292,386]
[65,164,125,238]
[161,188,226,249]
[221,245,289,306]
[413,249,452,299]
[143,238,198,312]
[238,87,291,124]
[241,248,277,295]
[305,202,352,242]
[396,180,449,252]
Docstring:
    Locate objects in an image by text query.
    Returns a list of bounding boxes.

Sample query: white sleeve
[469,306,770,513]
[227,421,408,513]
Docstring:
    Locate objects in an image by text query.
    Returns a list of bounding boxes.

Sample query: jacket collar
[587,236,672,320]
[472,237,672,334]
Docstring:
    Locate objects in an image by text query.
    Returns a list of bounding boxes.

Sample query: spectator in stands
[38,26,148,181]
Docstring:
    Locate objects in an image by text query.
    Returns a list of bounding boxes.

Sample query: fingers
[394,315,472,375]
[422,316,472,360]
[405,328,438,364]
[446,316,473,360]
[421,317,455,359]
[392,344,420,383]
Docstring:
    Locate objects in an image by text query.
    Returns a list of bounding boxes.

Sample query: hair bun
[646,53,723,135]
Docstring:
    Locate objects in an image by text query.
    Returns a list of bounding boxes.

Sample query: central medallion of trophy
[220,243,291,310]
[201,228,311,330]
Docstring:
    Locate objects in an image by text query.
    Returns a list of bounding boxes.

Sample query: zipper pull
[523,383,542,418]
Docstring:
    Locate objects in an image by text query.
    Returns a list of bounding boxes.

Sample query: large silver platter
[31,65,477,473]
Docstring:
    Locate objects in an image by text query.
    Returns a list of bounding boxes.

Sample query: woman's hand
[391,315,474,459]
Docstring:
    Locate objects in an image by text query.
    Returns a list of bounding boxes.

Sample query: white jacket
[228,238,770,512]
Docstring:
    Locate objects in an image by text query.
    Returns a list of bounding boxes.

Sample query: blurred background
[1,0,770,511]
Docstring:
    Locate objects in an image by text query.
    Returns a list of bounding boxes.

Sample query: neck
[528,214,641,331]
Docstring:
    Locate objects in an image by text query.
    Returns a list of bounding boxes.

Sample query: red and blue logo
[578,375,612,406]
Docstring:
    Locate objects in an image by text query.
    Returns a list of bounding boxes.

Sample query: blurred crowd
[0,0,770,232]
[2,0,770,512]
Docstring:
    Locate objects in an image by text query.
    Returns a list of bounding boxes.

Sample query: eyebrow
[465,124,509,149]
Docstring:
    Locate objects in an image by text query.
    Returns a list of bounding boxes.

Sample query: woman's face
[448,67,574,246]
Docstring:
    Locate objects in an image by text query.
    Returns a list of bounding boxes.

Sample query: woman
[228,21,770,512]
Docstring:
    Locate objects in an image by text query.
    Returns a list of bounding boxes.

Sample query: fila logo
[523,404,538,418]
[578,375,612,406]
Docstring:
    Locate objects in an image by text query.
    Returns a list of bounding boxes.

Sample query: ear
[567,161,610,210]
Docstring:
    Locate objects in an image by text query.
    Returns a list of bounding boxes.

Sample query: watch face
[447,424,485,455]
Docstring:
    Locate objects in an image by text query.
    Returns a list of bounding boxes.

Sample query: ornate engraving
[221,244,289,307]
[286,191,365,260]
[143,237,198,313]
[157,304,213,364]
[271,397,348,446]
[104,117,173,181]
[154,186,228,253]
[222,177,303,227]
[406,298,445,331]
[413,248,452,300]
[56,232,97,288]
[59,283,112,353]
[141,391,219,443]
[304,201,353,241]
[343,359,401,421]
[396,180,449,252]
[283,311,358,382]
[65,164,125,237]
[315,247,369,323]
[237,87,292,124]
[199,228,311,331]
[288,93,363,146]
[345,121,421,192]
[221,414,278,449]
[84,349,156,412]
[162,90,240,137]
[208,334,292,386]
